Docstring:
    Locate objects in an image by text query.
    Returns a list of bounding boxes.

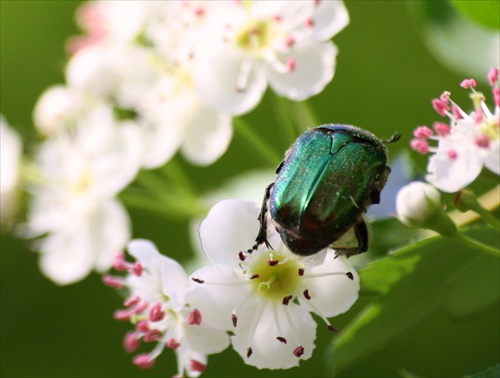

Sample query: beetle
[250,124,400,257]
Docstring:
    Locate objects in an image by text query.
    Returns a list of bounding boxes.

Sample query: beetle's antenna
[383,132,401,144]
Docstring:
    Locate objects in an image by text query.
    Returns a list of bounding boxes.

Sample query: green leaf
[466,364,500,378]
[450,1,500,30]
[367,217,427,259]
[446,251,500,321]
[409,1,500,80]
[330,226,499,374]
[360,235,428,295]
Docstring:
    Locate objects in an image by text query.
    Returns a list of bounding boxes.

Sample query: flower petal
[0,116,21,221]
[187,264,251,330]
[127,239,190,310]
[265,39,336,101]
[198,199,261,265]
[32,85,86,136]
[426,138,483,192]
[298,254,360,317]
[160,259,189,311]
[126,239,161,266]
[38,221,96,285]
[139,116,184,169]
[180,105,233,166]
[183,309,230,355]
[72,105,143,198]
[193,47,267,115]
[66,44,156,109]
[93,199,131,272]
[37,199,130,285]
[484,140,500,174]
[312,0,350,41]
[231,301,316,369]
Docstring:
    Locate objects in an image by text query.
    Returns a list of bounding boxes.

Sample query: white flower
[189,169,277,269]
[66,1,146,54]
[192,1,349,115]
[187,199,359,370]
[138,68,233,168]
[144,1,217,65]
[67,2,234,167]
[103,239,230,377]
[396,181,457,235]
[0,115,22,223]
[24,104,143,284]
[396,181,441,227]
[32,85,89,136]
[138,2,234,167]
[66,43,157,109]
[410,68,500,192]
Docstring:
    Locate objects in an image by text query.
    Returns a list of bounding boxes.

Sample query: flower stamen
[102,274,124,289]
[187,309,202,325]
[293,346,305,357]
[282,295,293,305]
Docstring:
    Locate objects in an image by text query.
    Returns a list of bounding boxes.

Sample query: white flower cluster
[103,239,230,377]
[21,1,349,285]
[105,200,359,375]
[36,0,349,167]
[25,105,143,284]
[410,68,500,193]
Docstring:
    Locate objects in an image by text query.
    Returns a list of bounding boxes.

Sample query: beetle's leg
[247,182,274,253]
[354,219,369,253]
[369,184,381,204]
[332,222,364,258]
[369,166,391,205]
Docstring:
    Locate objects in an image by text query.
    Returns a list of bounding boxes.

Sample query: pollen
[235,20,272,55]
[478,117,500,142]
[248,250,302,301]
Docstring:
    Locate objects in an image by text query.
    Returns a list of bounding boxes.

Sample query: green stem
[129,169,206,219]
[272,92,300,145]
[135,169,171,194]
[233,117,281,167]
[120,188,207,220]
[451,185,500,228]
[474,206,500,231]
[450,232,500,257]
[289,99,321,131]
[160,157,197,197]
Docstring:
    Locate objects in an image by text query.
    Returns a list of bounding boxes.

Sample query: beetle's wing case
[270,128,334,231]
[304,127,389,230]
[269,124,390,255]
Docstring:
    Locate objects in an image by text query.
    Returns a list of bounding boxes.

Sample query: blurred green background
[1,1,498,377]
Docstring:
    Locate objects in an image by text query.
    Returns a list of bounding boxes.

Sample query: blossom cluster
[410,67,500,193]
[38,0,349,166]
[1,1,358,374]
[15,1,349,285]
[104,200,359,375]
[103,239,229,377]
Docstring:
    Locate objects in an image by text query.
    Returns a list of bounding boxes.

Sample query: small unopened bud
[454,188,500,231]
[396,182,457,236]
[454,189,479,213]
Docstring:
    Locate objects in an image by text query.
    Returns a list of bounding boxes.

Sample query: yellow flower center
[72,167,93,196]
[480,116,500,141]
[248,250,302,301]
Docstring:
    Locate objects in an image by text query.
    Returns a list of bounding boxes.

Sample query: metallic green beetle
[252,124,400,257]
